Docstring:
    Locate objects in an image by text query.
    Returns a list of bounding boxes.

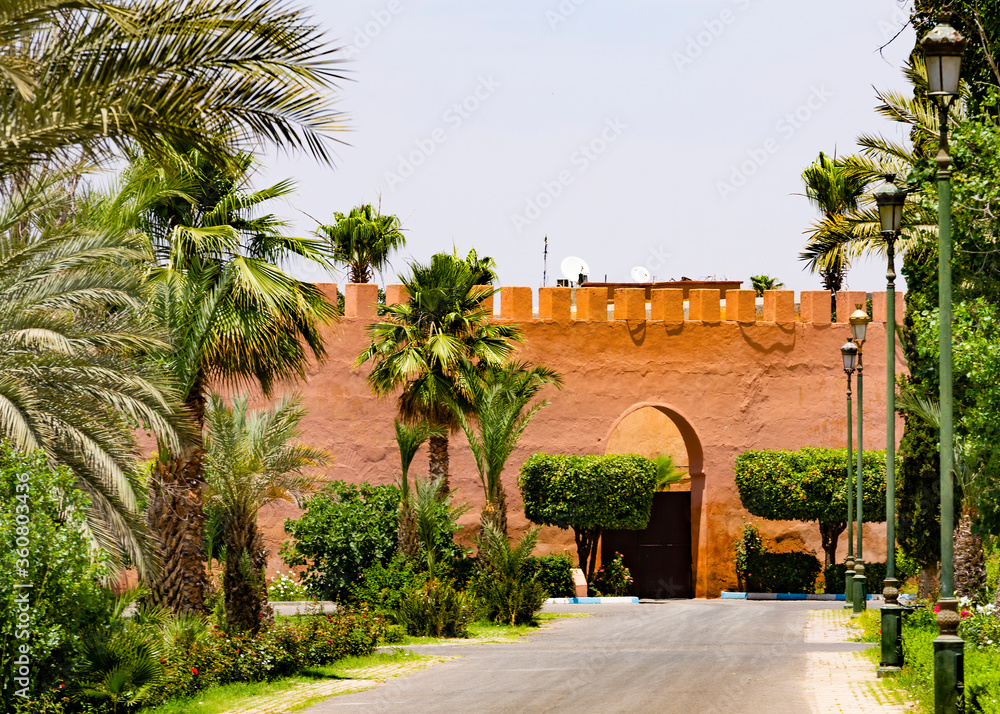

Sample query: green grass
[389,612,589,646]
[138,650,430,714]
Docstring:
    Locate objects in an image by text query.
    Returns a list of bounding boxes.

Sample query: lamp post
[921,15,966,714]
[841,339,858,606]
[850,308,871,615]
[875,174,906,675]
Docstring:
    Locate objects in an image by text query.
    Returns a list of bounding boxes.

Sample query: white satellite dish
[560,256,591,285]
[631,266,651,283]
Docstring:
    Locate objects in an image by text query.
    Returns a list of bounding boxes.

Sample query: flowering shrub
[592,552,633,596]
[268,570,314,602]
[959,598,1000,650]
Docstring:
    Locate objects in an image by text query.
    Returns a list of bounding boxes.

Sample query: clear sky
[263,0,917,294]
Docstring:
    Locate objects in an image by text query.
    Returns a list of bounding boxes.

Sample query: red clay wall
[256,286,907,598]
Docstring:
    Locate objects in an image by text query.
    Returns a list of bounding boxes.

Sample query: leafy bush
[735,448,887,566]
[823,562,888,595]
[518,453,656,582]
[592,552,633,596]
[960,600,1000,649]
[348,554,427,622]
[473,524,546,626]
[281,481,401,601]
[530,553,575,598]
[267,571,314,602]
[396,579,474,638]
[0,446,116,711]
[733,522,820,593]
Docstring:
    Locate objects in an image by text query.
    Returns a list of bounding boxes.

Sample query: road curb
[721,592,883,601]
[545,596,640,604]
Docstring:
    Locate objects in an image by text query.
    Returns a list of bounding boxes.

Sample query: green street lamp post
[875,174,906,675]
[841,338,858,606]
[850,308,871,615]
[921,15,966,714]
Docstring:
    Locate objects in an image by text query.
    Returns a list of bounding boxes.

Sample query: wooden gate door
[601,492,692,598]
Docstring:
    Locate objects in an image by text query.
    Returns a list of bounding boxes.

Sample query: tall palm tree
[317,204,405,284]
[202,392,326,633]
[0,0,346,178]
[356,252,522,493]
[0,172,182,575]
[104,146,337,613]
[455,362,561,535]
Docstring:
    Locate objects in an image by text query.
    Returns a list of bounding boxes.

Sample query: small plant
[348,554,427,621]
[396,578,475,638]
[473,523,547,626]
[734,522,764,591]
[268,570,314,601]
[592,552,633,596]
[531,553,576,597]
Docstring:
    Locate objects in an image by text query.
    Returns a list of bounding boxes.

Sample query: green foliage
[473,524,547,626]
[652,453,687,492]
[281,481,401,602]
[750,274,785,297]
[0,446,115,710]
[735,448,887,523]
[530,553,576,598]
[347,555,427,623]
[518,453,656,583]
[733,522,820,594]
[317,204,406,284]
[592,552,633,597]
[396,579,475,638]
[408,476,471,577]
[822,562,888,595]
[734,447,886,565]
[518,454,657,532]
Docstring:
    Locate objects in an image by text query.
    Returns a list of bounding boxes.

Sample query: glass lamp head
[849,308,871,345]
[920,17,966,97]
[841,339,858,373]
[873,174,906,234]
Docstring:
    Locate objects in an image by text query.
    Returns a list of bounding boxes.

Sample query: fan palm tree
[102,146,337,613]
[0,0,346,179]
[356,252,521,493]
[455,362,561,535]
[202,392,326,633]
[0,172,182,576]
[318,204,405,284]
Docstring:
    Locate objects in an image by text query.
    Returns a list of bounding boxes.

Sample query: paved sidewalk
[803,609,911,713]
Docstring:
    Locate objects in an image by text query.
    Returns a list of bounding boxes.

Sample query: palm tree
[104,146,337,613]
[356,252,522,493]
[0,173,182,575]
[455,362,561,535]
[202,392,326,633]
[0,0,346,178]
[798,152,873,311]
[317,204,405,284]
[393,419,445,560]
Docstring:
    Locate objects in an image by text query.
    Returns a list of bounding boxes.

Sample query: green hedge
[823,562,888,595]
[530,553,575,598]
[745,552,821,594]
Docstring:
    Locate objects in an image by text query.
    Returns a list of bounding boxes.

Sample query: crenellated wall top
[319,283,905,325]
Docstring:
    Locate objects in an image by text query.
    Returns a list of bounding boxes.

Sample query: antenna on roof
[560,256,590,286]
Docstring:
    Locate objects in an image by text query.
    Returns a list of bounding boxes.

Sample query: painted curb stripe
[545,597,640,604]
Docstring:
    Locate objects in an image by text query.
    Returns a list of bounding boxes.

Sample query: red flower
[259,613,264,618]
[159,658,166,664]
[191,667,198,675]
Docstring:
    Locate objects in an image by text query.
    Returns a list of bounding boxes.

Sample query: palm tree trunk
[398,500,420,560]
[147,375,209,614]
[954,510,986,602]
[480,487,508,537]
[428,434,450,493]
[224,519,272,634]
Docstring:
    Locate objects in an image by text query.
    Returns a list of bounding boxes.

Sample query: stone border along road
[237,602,918,714]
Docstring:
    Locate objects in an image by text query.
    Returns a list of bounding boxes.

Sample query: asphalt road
[301,600,868,714]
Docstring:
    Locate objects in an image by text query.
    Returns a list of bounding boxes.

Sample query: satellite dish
[560,256,591,285]
[631,266,651,283]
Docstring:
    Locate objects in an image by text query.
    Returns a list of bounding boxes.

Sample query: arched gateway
[601,403,706,598]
